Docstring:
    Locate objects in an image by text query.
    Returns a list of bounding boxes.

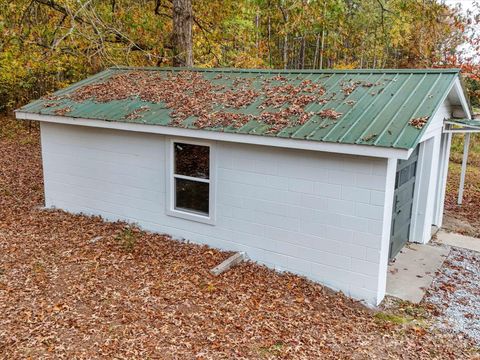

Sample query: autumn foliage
[1,0,478,112]
[0,114,478,359]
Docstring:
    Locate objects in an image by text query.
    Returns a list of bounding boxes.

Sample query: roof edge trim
[15,112,411,159]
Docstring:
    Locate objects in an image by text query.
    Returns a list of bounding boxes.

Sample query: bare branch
[32,0,85,23]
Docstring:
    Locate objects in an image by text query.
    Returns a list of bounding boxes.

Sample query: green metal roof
[17,67,461,150]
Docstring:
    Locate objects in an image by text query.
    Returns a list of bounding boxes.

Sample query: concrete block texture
[40,122,390,304]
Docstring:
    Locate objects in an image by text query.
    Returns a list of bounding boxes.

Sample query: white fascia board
[15,112,410,159]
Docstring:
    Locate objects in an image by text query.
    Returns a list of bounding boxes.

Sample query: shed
[16,67,472,305]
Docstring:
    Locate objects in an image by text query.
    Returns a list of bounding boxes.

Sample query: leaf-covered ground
[0,116,478,359]
[444,134,480,238]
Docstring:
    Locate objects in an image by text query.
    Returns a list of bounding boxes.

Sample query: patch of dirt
[442,213,479,238]
[445,161,480,238]
[423,247,480,346]
[0,116,478,358]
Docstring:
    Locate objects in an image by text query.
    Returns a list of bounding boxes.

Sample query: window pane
[399,167,409,186]
[410,162,417,178]
[174,143,209,179]
[175,178,209,215]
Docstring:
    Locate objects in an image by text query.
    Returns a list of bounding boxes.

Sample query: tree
[172,0,193,66]
[0,0,473,111]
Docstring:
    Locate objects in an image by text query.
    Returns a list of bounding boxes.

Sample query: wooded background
[1,0,479,113]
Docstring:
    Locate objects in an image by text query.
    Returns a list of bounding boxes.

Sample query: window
[167,139,215,224]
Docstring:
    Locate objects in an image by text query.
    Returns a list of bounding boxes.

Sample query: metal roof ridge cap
[108,66,461,74]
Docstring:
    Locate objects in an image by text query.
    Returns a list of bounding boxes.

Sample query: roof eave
[15,111,411,160]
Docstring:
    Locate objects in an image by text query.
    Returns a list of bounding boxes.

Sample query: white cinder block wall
[40,122,391,304]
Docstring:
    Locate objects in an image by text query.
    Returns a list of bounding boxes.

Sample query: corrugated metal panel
[16,67,460,150]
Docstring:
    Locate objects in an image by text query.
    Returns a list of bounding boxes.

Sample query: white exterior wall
[40,122,392,305]
[420,101,450,143]
[414,100,454,240]
[410,134,442,244]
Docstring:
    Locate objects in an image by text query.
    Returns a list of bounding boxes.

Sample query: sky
[444,0,475,12]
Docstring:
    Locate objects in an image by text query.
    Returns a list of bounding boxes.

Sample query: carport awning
[444,118,480,132]
[443,118,480,206]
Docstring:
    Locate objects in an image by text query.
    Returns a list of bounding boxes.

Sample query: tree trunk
[360,40,364,68]
[313,33,320,69]
[300,35,306,69]
[255,11,260,55]
[279,5,289,69]
[268,14,272,67]
[172,0,193,67]
[319,16,326,69]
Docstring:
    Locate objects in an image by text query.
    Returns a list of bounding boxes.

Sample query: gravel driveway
[424,246,480,345]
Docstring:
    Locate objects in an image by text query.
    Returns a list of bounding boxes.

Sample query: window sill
[166,208,216,225]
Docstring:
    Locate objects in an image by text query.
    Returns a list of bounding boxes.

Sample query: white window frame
[166,137,216,225]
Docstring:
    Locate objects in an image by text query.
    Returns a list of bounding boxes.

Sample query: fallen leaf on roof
[341,81,360,95]
[318,109,342,119]
[36,71,437,143]
[408,116,429,129]
[193,112,251,129]
[125,105,151,120]
[362,133,378,142]
[54,107,72,116]
[272,75,288,81]
[50,71,330,134]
